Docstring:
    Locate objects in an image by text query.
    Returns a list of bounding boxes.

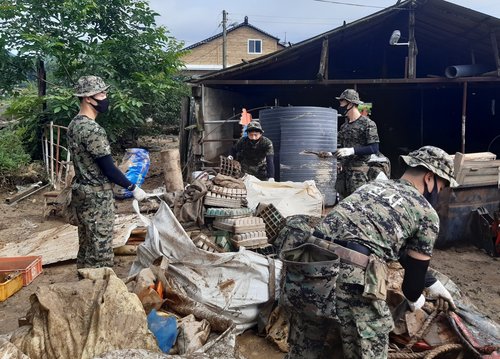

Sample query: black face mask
[338,104,350,116]
[249,139,259,145]
[91,97,110,113]
[423,174,440,207]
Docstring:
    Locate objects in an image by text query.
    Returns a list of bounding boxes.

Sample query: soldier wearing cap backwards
[335,89,381,200]
[228,120,275,181]
[283,146,458,359]
[68,75,148,269]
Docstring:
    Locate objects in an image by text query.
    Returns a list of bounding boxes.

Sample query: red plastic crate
[0,256,42,286]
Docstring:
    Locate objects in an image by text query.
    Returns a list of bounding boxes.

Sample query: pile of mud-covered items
[2,155,499,359]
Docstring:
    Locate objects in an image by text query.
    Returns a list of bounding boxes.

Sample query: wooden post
[407,4,417,79]
[461,82,468,153]
[49,121,54,186]
[222,10,227,69]
[317,37,329,80]
[160,149,184,192]
[490,31,500,77]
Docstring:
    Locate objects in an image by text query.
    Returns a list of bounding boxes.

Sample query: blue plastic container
[114,148,150,199]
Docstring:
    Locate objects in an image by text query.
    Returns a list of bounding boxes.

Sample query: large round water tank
[259,107,337,206]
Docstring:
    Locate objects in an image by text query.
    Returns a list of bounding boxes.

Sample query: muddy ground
[0,135,499,358]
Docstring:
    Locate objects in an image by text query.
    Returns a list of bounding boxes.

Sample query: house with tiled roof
[181,16,285,77]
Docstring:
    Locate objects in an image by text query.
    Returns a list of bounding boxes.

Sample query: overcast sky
[148,0,500,47]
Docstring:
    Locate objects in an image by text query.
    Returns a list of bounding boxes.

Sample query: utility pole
[222,10,227,69]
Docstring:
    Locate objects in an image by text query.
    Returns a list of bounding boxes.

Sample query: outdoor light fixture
[389,30,409,46]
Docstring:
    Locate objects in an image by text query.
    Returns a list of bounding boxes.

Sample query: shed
[181,0,500,178]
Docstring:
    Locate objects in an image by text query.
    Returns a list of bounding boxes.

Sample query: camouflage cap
[336,89,363,105]
[74,76,110,97]
[247,120,263,133]
[400,146,458,187]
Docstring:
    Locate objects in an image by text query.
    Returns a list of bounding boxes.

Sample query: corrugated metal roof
[190,0,500,83]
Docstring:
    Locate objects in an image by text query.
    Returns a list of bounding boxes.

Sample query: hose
[487,134,500,152]
[388,344,464,359]
[389,305,465,359]
[389,351,426,358]
[424,344,464,359]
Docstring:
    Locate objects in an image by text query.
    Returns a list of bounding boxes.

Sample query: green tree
[0,0,187,156]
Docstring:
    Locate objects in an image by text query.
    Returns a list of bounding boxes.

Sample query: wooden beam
[198,76,500,86]
[317,37,329,81]
[490,31,500,77]
[5,183,49,205]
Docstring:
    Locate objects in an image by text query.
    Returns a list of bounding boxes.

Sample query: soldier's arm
[401,214,436,304]
[82,123,135,189]
[264,140,275,179]
[401,253,430,302]
[95,155,135,190]
[231,138,243,157]
[399,250,437,287]
[266,155,275,179]
[354,143,379,155]
[365,119,380,144]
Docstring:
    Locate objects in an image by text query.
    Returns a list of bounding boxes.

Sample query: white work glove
[227,155,234,160]
[132,186,148,201]
[407,294,425,312]
[427,280,456,310]
[268,178,275,182]
[336,147,355,158]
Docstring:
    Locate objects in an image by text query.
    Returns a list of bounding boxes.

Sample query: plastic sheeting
[129,201,282,333]
[243,175,324,217]
[430,270,500,358]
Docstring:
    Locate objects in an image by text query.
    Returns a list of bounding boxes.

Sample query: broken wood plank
[0,214,138,265]
[5,183,49,205]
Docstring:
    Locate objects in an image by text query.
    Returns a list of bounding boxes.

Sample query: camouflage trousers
[72,187,115,268]
[336,165,370,200]
[286,262,394,359]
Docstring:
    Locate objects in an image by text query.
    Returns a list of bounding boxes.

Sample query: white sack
[243,175,323,217]
[129,201,282,333]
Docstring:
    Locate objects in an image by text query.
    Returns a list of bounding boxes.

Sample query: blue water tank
[259,107,337,206]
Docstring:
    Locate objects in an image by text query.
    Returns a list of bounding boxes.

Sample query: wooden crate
[453,152,500,187]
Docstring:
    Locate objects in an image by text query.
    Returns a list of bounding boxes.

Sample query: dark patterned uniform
[234,136,274,180]
[311,179,439,359]
[68,115,115,268]
[337,115,380,198]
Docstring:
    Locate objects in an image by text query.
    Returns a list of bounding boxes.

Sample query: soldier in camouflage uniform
[230,121,275,181]
[68,76,147,268]
[283,146,457,359]
[335,89,381,200]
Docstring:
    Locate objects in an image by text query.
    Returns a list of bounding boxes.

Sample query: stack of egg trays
[205,207,253,219]
[258,203,286,243]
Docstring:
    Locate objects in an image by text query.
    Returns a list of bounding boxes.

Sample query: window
[248,39,262,54]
